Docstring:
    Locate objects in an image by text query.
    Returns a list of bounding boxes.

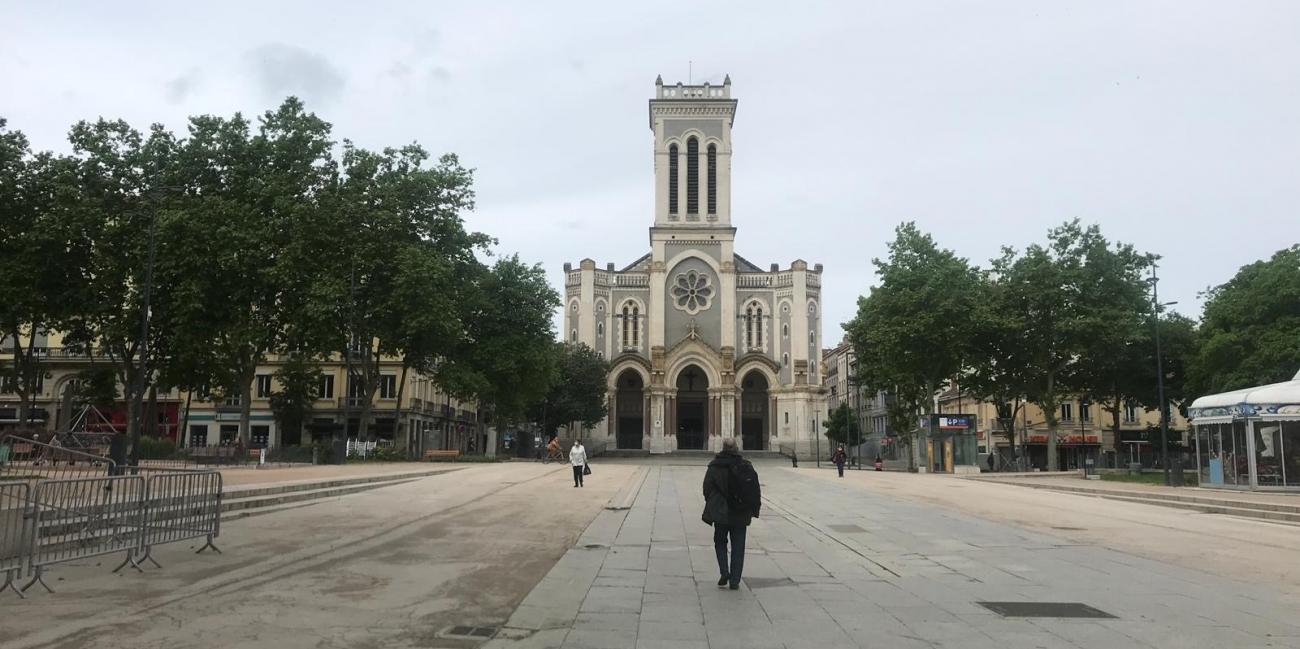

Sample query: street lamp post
[128,187,180,468]
[1150,265,1178,487]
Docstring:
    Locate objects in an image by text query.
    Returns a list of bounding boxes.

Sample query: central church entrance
[615,370,644,450]
[675,365,709,450]
[740,371,770,451]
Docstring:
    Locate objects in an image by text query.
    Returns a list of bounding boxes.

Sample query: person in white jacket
[569,440,588,488]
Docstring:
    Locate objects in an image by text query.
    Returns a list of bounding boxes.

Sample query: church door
[615,370,644,450]
[739,371,769,451]
[675,365,709,450]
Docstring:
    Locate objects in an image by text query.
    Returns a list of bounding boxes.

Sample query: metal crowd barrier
[1,482,31,597]
[130,470,223,570]
[23,475,147,593]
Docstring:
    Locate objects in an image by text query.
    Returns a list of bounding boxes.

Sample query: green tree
[0,120,84,428]
[270,355,324,446]
[157,99,336,445]
[1188,245,1300,397]
[440,256,560,429]
[993,221,1153,470]
[822,402,861,446]
[58,118,183,458]
[532,343,610,437]
[962,275,1034,457]
[844,223,981,471]
[323,144,480,441]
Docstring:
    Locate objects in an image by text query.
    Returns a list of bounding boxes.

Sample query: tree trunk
[239,366,255,445]
[181,389,193,449]
[394,362,409,456]
[1045,372,1058,471]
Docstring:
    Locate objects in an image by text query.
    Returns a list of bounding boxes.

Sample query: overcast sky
[4,1,1298,342]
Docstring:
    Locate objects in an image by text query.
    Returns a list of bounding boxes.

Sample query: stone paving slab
[488,463,1300,649]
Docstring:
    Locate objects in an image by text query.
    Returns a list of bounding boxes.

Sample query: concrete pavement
[489,462,1300,649]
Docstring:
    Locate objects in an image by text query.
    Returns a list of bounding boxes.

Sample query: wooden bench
[424,449,461,462]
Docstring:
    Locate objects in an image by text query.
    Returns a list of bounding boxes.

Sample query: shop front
[1188,370,1300,491]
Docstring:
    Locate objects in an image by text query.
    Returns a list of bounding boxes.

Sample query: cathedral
[563,76,824,455]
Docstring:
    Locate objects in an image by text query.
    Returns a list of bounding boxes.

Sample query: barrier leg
[20,566,53,594]
[111,550,143,574]
[196,535,222,555]
[138,547,162,569]
[3,569,25,599]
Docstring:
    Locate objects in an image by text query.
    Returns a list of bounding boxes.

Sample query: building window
[1080,401,1092,423]
[223,393,241,407]
[782,323,789,338]
[744,302,764,351]
[706,143,717,214]
[189,425,208,448]
[379,375,397,400]
[782,353,789,367]
[256,374,272,398]
[686,136,699,214]
[668,143,678,214]
[597,322,604,336]
[671,270,713,314]
[1060,402,1073,422]
[1124,402,1138,423]
[319,374,334,399]
[570,329,577,342]
[632,306,640,346]
[621,302,640,349]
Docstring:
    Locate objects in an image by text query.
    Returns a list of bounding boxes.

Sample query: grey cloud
[430,65,451,83]
[164,69,201,104]
[246,44,345,104]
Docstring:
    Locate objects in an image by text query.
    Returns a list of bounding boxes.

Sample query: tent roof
[1188,368,1300,419]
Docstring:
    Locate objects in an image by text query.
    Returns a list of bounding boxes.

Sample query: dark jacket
[703,449,756,527]
[831,449,847,465]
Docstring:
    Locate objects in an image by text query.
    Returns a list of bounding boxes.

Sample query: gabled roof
[620,253,652,272]
[733,253,764,273]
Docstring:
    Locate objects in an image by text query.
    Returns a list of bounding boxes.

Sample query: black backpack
[727,460,761,518]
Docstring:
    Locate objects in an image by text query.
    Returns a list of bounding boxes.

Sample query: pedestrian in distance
[831,445,847,477]
[702,437,761,591]
[873,455,883,471]
[569,439,588,487]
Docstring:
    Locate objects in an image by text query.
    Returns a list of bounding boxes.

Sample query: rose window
[672,270,714,314]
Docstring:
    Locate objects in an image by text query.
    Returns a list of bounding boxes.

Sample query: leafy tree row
[0,99,565,453]
[844,221,1294,471]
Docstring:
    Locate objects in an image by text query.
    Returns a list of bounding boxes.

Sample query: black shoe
[717,576,729,587]
[728,582,740,590]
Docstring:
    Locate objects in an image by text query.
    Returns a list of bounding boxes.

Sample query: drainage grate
[977,602,1116,619]
[828,524,866,534]
[742,576,795,589]
[443,625,498,639]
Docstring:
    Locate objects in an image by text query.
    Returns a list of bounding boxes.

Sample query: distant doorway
[676,365,709,450]
[740,371,769,451]
[615,370,644,450]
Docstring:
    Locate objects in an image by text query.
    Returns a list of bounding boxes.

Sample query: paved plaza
[2,459,1298,649]
[491,463,1300,649]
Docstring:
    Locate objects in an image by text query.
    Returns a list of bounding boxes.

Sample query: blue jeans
[713,523,746,585]
[836,461,845,477]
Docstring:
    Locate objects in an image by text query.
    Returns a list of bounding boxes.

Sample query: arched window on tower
[668,144,679,215]
[686,137,699,214]
[632,306,640,346]
[745,305,754,349]
[707,143,717,214]
[622,305,630,347]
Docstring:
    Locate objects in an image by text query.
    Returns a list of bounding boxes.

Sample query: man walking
[569,439,588,488]
[831,445,847,477]
[703,437,760,590]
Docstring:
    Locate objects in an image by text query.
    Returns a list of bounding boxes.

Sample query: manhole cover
[828,524,865,533]
[977,602,1116,619]
[443,625,498,638]
[742,576,795,589]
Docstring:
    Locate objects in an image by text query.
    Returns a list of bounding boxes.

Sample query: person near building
[569,439,588,487]
[702,437,761,591]
[831,445,847,477]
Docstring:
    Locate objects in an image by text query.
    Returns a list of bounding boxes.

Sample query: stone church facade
[563,76,824,455]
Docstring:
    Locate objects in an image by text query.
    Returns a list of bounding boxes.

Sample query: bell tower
[650,74,737,228]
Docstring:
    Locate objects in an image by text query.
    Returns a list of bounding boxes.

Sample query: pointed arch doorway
[614,369,645,450]
[740,370,770,450]
[675,365,709,450]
